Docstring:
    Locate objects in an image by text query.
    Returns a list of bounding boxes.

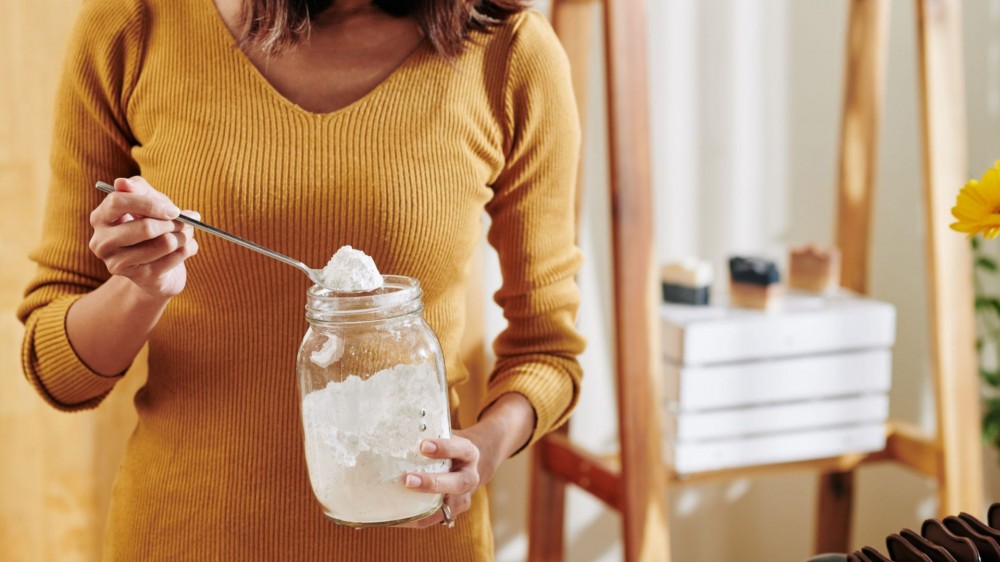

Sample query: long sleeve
[479,12,585,450]
[17,0,147,411]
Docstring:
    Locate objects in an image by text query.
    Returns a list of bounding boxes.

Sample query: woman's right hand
[89,176,199,301]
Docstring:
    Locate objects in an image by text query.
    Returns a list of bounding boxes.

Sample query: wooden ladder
[527,1,983,560]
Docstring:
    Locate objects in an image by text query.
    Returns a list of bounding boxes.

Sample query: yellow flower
[952,161,1000,239]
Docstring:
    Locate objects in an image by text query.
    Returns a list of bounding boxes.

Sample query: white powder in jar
[320,246,383,292]
[300,363,451,524]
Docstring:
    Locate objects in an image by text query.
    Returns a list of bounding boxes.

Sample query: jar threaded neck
[305,275,423,324]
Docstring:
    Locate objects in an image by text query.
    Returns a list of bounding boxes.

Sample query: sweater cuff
[478,359,576,455]
[24,295,123,409]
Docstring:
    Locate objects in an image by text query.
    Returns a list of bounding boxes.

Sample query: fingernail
[420,441,437,454]
[405,474,421,488]
[165,205,181,219]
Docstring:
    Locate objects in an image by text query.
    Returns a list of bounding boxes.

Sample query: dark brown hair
[238,0,528,58]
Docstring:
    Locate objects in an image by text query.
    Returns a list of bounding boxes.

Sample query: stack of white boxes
[660,292,896,475]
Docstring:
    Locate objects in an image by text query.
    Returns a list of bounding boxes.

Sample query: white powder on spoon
[320,245,383,292]
[311,246,378,368]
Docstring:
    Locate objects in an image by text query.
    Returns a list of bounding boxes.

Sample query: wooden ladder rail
[817,0,893,551]
[818,0,983,553]
[529,1,983,560]
[529,0,668,560]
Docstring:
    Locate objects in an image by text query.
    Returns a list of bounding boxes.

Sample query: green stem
[972,239,1000,393]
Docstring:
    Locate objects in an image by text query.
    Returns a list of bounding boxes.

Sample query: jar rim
[305,275,423,322]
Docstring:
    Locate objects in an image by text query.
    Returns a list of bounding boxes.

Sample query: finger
[113,176,150,196]
[404,466,479,495]
[398,494,472,529]
[128,236,198,285]
[447,493,472,518]
[112,213,136,225]
[113,176,173,202]
[130,238,199,282]
[176,212,197,241]
[105,232,190,274]
[113,177,176,213]
[121,177,181,213]
[396,508,446,529]
[94,191,180,224]
[419,438,479,463]
[91,218,185,257]
[396,511,444,529]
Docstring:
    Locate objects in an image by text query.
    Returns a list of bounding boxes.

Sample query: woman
[18,0,583,559]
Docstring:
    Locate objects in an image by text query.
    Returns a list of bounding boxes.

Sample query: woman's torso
[102,0,517,558]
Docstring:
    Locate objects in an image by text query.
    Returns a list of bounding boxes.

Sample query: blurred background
[3,0,1000,561]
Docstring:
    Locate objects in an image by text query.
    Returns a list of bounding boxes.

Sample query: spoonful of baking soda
[95,181,384,293]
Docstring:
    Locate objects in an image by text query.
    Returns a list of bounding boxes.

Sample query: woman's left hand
[395,393,536,529]
[397,427,497,529]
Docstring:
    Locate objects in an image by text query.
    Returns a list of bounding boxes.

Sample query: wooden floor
[0,2,146,560]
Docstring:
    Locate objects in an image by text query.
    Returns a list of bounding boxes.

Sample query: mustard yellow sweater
[17,0,583,560]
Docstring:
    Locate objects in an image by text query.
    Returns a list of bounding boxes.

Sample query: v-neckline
[201,0,430,119]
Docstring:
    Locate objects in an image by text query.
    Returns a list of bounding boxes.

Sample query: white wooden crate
[667,423,888,475]
[664,349,892,410]
[660,291,895,473]
[660,291,896,366]
[666,394,889,441]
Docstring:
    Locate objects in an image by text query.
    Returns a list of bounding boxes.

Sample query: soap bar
[661,259,712,305]
[728,256,781,310]
[789,244,840,293]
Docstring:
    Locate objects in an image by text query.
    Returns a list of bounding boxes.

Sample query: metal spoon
[95,181,335,289]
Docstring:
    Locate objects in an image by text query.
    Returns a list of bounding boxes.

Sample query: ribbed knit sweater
[17,0,584,559]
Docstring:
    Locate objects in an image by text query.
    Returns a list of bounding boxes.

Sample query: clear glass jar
[297,275,452,527]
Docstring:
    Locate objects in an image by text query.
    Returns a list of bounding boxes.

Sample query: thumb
[113,176,150,195]
[112,176,180,220]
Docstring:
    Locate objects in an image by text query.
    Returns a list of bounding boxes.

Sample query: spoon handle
[95,181,312,275]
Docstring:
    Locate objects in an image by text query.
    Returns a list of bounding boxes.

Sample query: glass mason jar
[297,275,452,527]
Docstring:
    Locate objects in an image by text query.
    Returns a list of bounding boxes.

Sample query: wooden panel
[602,0,670,560]
[822,0,890,553]
[538,430,621,511]
[815,471,856,554]
[0,2,145,561]
[914,0,984,516]
[835,0,890,296]
[528,424,572,562]
[883,421,940,479]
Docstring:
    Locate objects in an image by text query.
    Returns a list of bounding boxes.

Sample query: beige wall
[0,2,146,560]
